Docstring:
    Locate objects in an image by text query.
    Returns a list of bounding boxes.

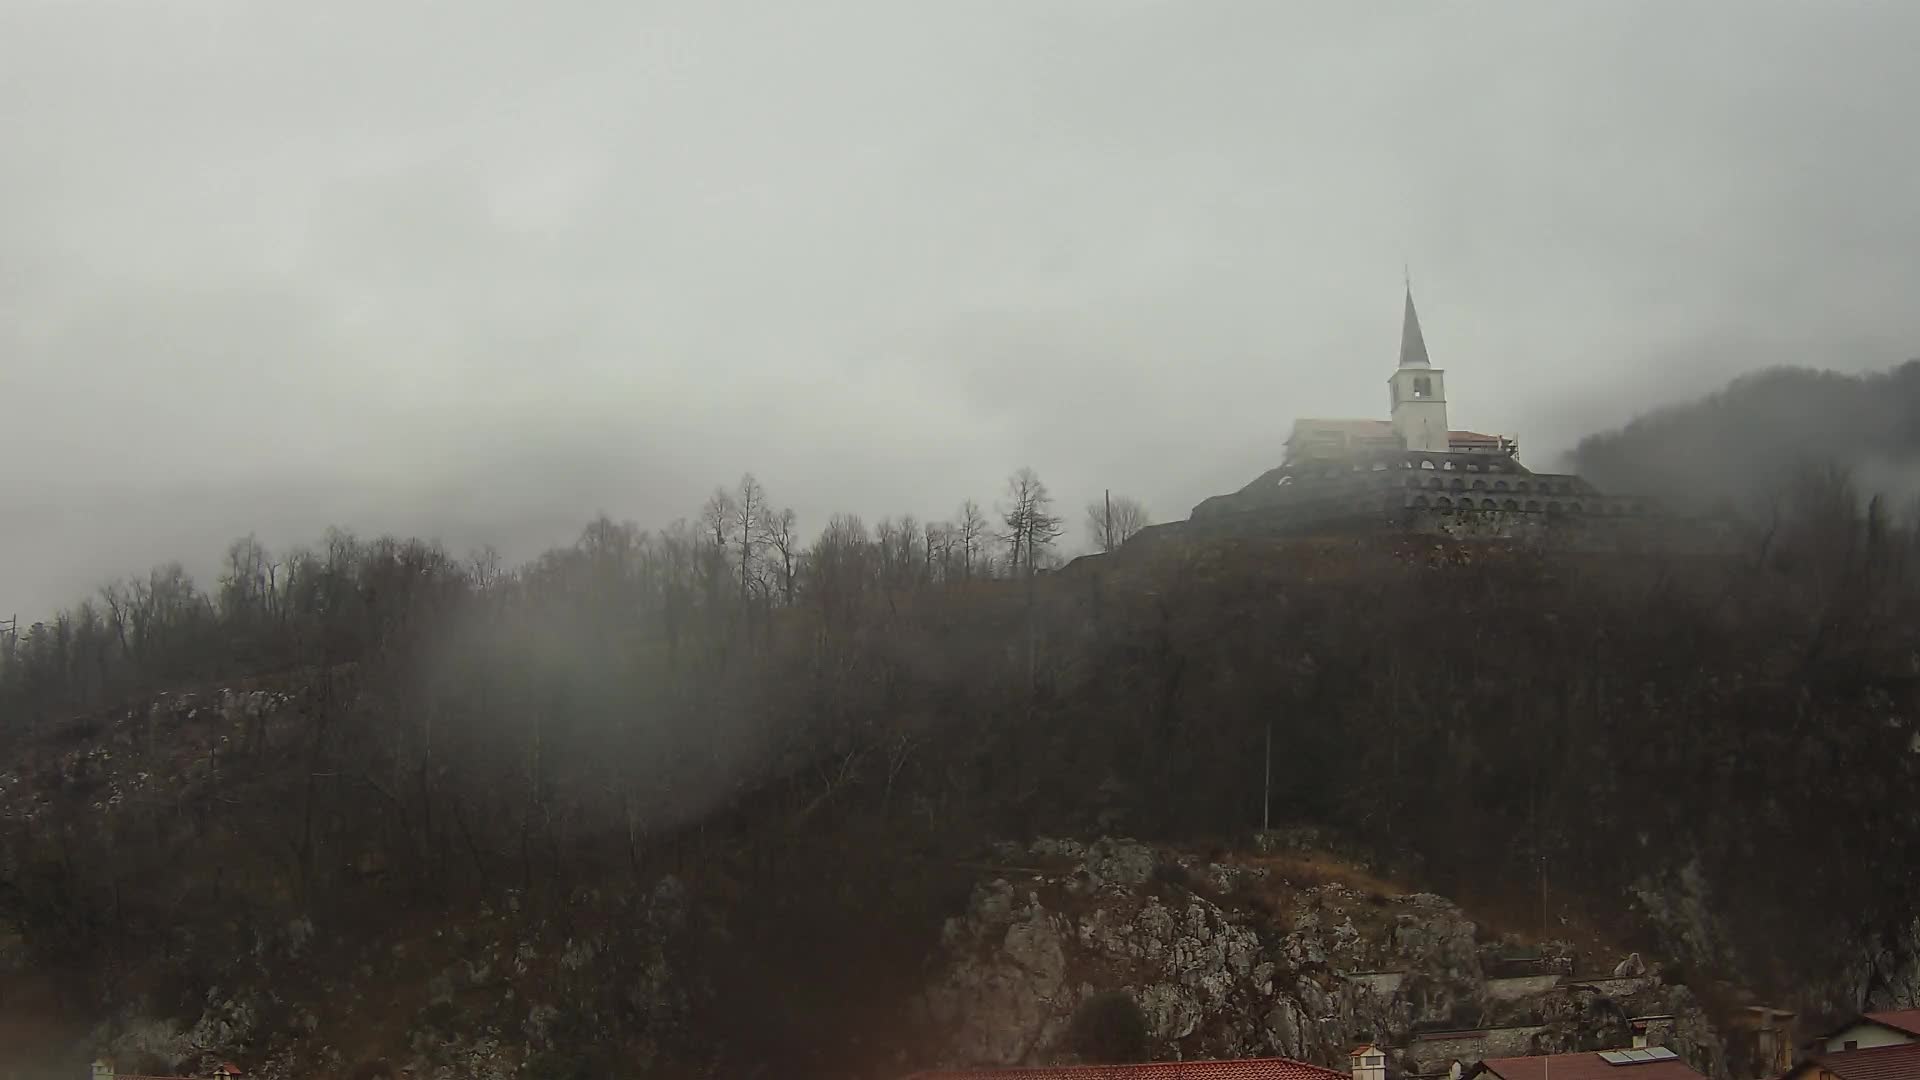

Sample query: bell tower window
[1412,375,1432,398]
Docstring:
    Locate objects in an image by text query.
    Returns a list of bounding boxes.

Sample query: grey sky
[4,2,1918,618]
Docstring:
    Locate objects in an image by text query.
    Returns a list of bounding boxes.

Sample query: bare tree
[956,499,989,580]
[895,514,921,588]
[759,507,802,606]
[923,520,951,584]
[218,534,274,626]
[1084,494,1153,553]
[734,474,768,609]
[809,513,872,625]
[700,488,737,610]
[1001,467,1064,578]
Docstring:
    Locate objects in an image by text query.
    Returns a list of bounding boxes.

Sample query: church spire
[1399,285,1431,368]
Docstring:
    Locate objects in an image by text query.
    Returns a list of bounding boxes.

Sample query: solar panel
[1600,1048,1679,1066]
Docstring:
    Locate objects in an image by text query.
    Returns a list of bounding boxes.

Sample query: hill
[3,462,1920,1076]
[1570,361,1920,512]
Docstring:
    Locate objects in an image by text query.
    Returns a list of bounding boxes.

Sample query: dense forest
[4,374,1920,1074]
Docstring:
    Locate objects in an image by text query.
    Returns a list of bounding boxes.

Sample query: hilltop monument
[1142,286,1656,543]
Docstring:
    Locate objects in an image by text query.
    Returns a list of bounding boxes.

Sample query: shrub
[1068,989,1150,1064]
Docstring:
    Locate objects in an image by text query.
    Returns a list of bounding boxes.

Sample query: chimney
[1352,1044,1388,1080]
[1629,1016,1676,1050]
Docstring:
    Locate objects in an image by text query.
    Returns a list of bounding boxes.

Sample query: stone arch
[1503,498,1520,511]
[1516,480,1530,492]
[1471,479,1488,491]
[1482,499,1499,510]
[1427,477,1443,490]
[1443,460,1457,470]
[1494,480,1509,491]
[1436,496,1453,508]
[1449,477,1465,491]
[1526,499,1542,512]
[1414,495,1431,508]
[1419,459,1436,470]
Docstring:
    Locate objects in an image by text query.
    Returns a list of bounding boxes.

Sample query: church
[1160,288,1652,540]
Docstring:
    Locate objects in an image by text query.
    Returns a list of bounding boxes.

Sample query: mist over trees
[1571,360,1920,514]
[9,399,1920,1072]
[0,466,1121,727]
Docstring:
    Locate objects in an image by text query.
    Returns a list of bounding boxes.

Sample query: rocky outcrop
[920,838,1724,1077]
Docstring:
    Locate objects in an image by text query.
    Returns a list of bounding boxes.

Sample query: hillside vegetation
[3,452,1920,1075]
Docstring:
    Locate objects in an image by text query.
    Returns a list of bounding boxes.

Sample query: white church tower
[1388,286,1449,452]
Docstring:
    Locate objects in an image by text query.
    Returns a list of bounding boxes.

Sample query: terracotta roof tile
[1865,1010,1920,1038]
[1814,1041,1920,1080]
[1480,1052,1708,1080]
[905,1057,1352,1080]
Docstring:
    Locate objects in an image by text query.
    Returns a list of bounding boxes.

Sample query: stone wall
[1486,975,1566,1002]
[1405,1026,1551,1072]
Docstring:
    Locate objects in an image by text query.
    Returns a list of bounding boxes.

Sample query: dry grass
[1234,850,1413,898]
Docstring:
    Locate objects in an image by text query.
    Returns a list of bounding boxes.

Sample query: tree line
[0,456,1916,1075]
[0,468,1150,725]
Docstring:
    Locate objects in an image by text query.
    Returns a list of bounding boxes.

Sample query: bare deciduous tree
[923,520,951,584]
[956,499,989,580]
[1000,467,1064,578]
[759,507,801,606]
[734,474,767,610]
[700,488,737,610]
[1084,494,1153,553]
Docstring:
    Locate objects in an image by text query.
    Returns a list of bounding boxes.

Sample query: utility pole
[1262,717,1272,834]
[1104,489,1112,553]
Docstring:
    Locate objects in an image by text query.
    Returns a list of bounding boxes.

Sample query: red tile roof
[1865,1010,1920,1038]
[1813,1041,1920,1080]
[904,1058,1351,1080]
[1480,1052,1707,1080]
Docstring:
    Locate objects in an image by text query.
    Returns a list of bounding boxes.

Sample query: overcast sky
[4,1,1919,618]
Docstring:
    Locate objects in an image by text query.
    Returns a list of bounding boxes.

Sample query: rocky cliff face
[918,838,1723,1078]
[75,874,701,1080]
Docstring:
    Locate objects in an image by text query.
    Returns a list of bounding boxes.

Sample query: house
[1777,1009,1920,1080]
[1779,1042,1920,1080]
[902,1054,1355,1080]
[1814,1010,1920,1054]
[1462,1048,1709,1080]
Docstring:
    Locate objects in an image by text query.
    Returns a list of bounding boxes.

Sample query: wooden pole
[1262,718,1272,834]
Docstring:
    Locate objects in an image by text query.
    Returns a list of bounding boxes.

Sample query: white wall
[1824,1023,1915,1053]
